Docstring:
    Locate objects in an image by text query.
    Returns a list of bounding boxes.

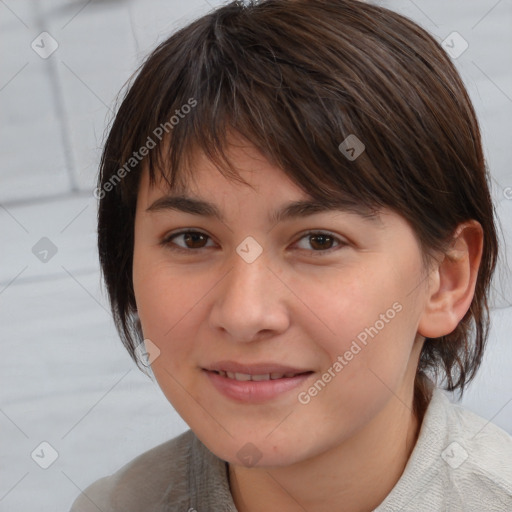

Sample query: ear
[417,220,484,338]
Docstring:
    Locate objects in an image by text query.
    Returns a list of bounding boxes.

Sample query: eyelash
[160,230,346,257]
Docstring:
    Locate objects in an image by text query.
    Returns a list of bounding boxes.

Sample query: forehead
[140,138,305,201]
[137,136,384,227]
[140,174,384,231]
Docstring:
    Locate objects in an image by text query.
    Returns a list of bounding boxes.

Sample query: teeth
[251,374,271,381]
[234,372,252,381]
[217,371,298,381]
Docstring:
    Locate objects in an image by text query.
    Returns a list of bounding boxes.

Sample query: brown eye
[309,233,335,250]
[161,231,214,252]
[181,232,209,249]
[160,229,346,256]
[295,231,345,255]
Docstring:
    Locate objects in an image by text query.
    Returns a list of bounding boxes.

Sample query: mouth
[202,361,313,376]
[208,370,313,381]
[202,362,315,403]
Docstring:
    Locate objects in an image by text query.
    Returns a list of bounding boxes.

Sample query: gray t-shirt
[70,387,512,511]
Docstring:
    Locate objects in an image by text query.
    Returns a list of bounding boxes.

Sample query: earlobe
[417,220,484,339]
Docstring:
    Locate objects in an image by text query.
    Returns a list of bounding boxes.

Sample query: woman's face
[132,136,431,467]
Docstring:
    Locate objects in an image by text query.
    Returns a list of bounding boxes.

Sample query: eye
[160,230,215,252]
[160,229,346,256]
[294,230,346,256]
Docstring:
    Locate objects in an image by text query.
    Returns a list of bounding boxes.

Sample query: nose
[208,245,290,343]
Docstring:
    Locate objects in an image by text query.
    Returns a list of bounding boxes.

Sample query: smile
[211,370,307,381]
[203,369,314,403]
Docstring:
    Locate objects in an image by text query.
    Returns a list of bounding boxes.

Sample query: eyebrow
[145,195,382,226]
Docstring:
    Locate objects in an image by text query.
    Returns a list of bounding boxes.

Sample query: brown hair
[97,0,499,419]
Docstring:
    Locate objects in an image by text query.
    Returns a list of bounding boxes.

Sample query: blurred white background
[0,0,511,510]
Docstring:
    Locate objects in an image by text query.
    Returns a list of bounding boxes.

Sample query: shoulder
[441,393,512,500]
[377,388,512,511]
[69,429,195,512]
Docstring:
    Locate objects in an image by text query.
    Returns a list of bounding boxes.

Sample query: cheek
[132,255,215,371]
[289,263,399,348]
[133,260,205,410]
[294,261,419,394]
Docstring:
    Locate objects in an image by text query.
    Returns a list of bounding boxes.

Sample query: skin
[132,132,483,512]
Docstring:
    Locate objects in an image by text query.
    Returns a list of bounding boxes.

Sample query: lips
[212,370,305,381]
[202,361,314,403]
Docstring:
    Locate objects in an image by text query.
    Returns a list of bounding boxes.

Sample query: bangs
[117,1,416,215]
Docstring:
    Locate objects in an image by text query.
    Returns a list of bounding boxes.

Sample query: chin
[197,431,310,468]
